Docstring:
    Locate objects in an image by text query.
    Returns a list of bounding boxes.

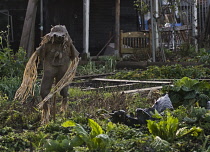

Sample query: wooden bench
[120,30,151,59]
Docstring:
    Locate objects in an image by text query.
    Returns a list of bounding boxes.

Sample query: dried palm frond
[41,100,51,124]
[14,51,39,103]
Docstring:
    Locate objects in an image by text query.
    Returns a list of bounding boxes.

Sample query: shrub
[109,65,210,80]
[0,47,27,78]
[162,77,210,108]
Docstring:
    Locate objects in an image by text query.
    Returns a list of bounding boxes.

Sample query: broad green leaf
[95,134,111,150]
[151,109,162,119]
[204,113,210,122]
[147,112,179,142]
[176,127,188,138]
[183,117,197,123]
[74,124,92,147]
[151,136,170,149]
[60,139,72,150]
[106,122,116,133]
[70,136,84,147]
[189,126,203,137]
[176,126,202,138]
[88,119,104,138]
[44,139,61,152]
[173,77,198,92]
[169,92,181,103]
[62,120,76,127]
[147,120,159,136]
[183,91,196,99]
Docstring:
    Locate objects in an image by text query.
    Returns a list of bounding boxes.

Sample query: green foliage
[44,119,112,151]
[0,46,27,99]
[190,107,207,120]
[179,43,197,58]
[134,0,149,14]
[0,99,40,129]
[0,28,10,49]
[110,64,210,80]
[151,136,171,152]
[0,129,30,151]
[68,88,92,98]
[183,107,210,124]
[204,112,210,122]
[0,77,21,100]
[147,110,203,147]
[76,56,116,76]
[147,111,179,142]
[0,47,27,78]
[171,106,188,122]
[162,77,210,108]
[176,126,203,138]
[61,119,111,151]
[44,138,73,152]
[202,135,210,152]
[26,131,48,151]
[108,123,153,151]
[195,48,210,64]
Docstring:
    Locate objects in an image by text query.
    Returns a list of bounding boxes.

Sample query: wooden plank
[120,86,164,94]
[92,78,171,84]
[160,25,192,32]
[121,31,150,38]
[82,83,139,91]
[82,87,96,91]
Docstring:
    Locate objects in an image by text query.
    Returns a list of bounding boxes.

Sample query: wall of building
[43,0,83,53]
[1,0,137,55]
[44,0,137,55]
[0,0,28,51]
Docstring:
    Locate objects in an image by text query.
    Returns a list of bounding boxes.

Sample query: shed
[0,0,139,57]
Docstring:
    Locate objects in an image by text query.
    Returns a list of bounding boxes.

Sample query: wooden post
[150,0,159,62]
[154,0,159,52]
[19,0,38,58]
[83,0,90,59]
[40,0,44,37]
[115,0,120,56]
[151,0,156,62]
[192,0,198,52]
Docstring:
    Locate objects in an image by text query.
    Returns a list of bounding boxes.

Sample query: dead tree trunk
[19,0,39,58]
